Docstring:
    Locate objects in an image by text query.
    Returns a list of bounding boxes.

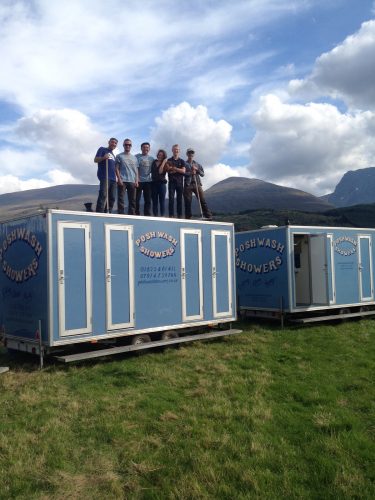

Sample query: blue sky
[0,0,374,196]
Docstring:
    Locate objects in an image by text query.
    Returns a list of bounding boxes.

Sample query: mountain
[0,177,333,219]
[204,177,333,213]
[328,167,375,207]
[0,184,98,218]
[216,203,375,232]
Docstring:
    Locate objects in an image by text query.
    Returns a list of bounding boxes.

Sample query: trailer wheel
[161,330,179,340]
[131,334,151,345]
[339,308,351,315]
[360,305,370,312]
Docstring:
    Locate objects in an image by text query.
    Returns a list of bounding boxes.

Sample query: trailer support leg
[280,297,284,329]
[38,320,44,370]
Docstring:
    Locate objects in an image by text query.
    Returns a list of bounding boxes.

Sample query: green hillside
[214,204,375,231]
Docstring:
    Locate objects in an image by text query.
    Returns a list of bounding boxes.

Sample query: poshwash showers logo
[0,227,43,283]
[333,236,357,256]
[135,231,178,259]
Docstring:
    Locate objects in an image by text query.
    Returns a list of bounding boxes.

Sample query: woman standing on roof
[151,149,168,217]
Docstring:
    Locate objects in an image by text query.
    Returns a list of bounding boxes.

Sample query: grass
[0,320,374,499]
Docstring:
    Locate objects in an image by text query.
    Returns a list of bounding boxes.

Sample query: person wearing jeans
[167,144,186,218]
[115,139,139,215]
[135,142,154,216]
[151,149,168,216]
[94,137,118,213]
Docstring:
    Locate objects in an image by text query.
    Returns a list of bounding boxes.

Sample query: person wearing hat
[183,148,212,220]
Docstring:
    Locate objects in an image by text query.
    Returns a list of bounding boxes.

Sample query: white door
[327,234,336,305]
[211,230,233,318]
[358,235,373,302]
[57,222,92,337]
[310,234,329,305]
[180,229,203,321]
[105,224,135,330]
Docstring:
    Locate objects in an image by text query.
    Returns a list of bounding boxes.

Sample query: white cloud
[16,108,103,183]
[0,175,51,195]
[0,0,317,112]
[289,20,375,110]
[250,94,375,194]
[151,102,232,166]
[0,148,50,178]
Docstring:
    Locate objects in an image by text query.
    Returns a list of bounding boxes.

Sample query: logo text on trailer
[0,227,43,283]
[135,231,178,259]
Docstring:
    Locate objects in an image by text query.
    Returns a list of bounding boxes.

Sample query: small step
[290,310,375,324]
[56,329,243,363]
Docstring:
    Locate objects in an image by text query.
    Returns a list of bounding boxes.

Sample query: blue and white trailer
[0,210,239,362]
[235,225,375,323]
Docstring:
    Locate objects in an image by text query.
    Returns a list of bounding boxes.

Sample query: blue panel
[0,215,48,341]
[64,228,87,330]
[110,230,131,324]
[215,235,230,313]
[50,212,235,341]
[360,238,371,298]
[185,233,200,317]
[235,228,288,310]
[333,231,359,304]
[133,221,182,328]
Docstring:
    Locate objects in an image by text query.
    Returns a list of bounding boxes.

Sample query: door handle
[59,270,64,285]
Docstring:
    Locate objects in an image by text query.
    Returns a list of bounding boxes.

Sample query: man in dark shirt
[94,137,118,213]
[184,148,212,220]
[167,144,186,218]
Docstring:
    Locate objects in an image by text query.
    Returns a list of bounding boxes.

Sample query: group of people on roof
[94,138,212,220]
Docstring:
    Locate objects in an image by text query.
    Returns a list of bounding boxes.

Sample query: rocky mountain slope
[328,167,375,207]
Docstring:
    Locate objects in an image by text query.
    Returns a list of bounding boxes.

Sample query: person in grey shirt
[115,139,139,215]
[135,142,154,216]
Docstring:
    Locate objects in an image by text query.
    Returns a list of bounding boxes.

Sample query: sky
[0,0,374,197]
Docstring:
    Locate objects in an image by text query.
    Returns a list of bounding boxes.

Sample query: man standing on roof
[94,137,118,213]
[167,144,186,218]
[135,142,154,216]
[184,148,212,220]
[115,139,139,215]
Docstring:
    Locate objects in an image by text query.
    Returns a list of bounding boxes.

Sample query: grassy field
[0,320,374,499]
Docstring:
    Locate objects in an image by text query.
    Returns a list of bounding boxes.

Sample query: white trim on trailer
[48,209,234,226]
[47,211,54,347]
[358,235,374,302]
[326,233,336,305]
[57,221,92,337]
[211,230,233,318]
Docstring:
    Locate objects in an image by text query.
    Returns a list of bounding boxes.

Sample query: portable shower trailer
[235,225,375,323]
[0,210,239,362]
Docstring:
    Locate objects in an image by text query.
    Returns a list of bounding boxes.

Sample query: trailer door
[57,222,92,337]
[105,224,135,330]
[180,229,203,321]
[211,230,233,318]
[326,234,336,305]
[358,235,373,302]
[310,234,329,305]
